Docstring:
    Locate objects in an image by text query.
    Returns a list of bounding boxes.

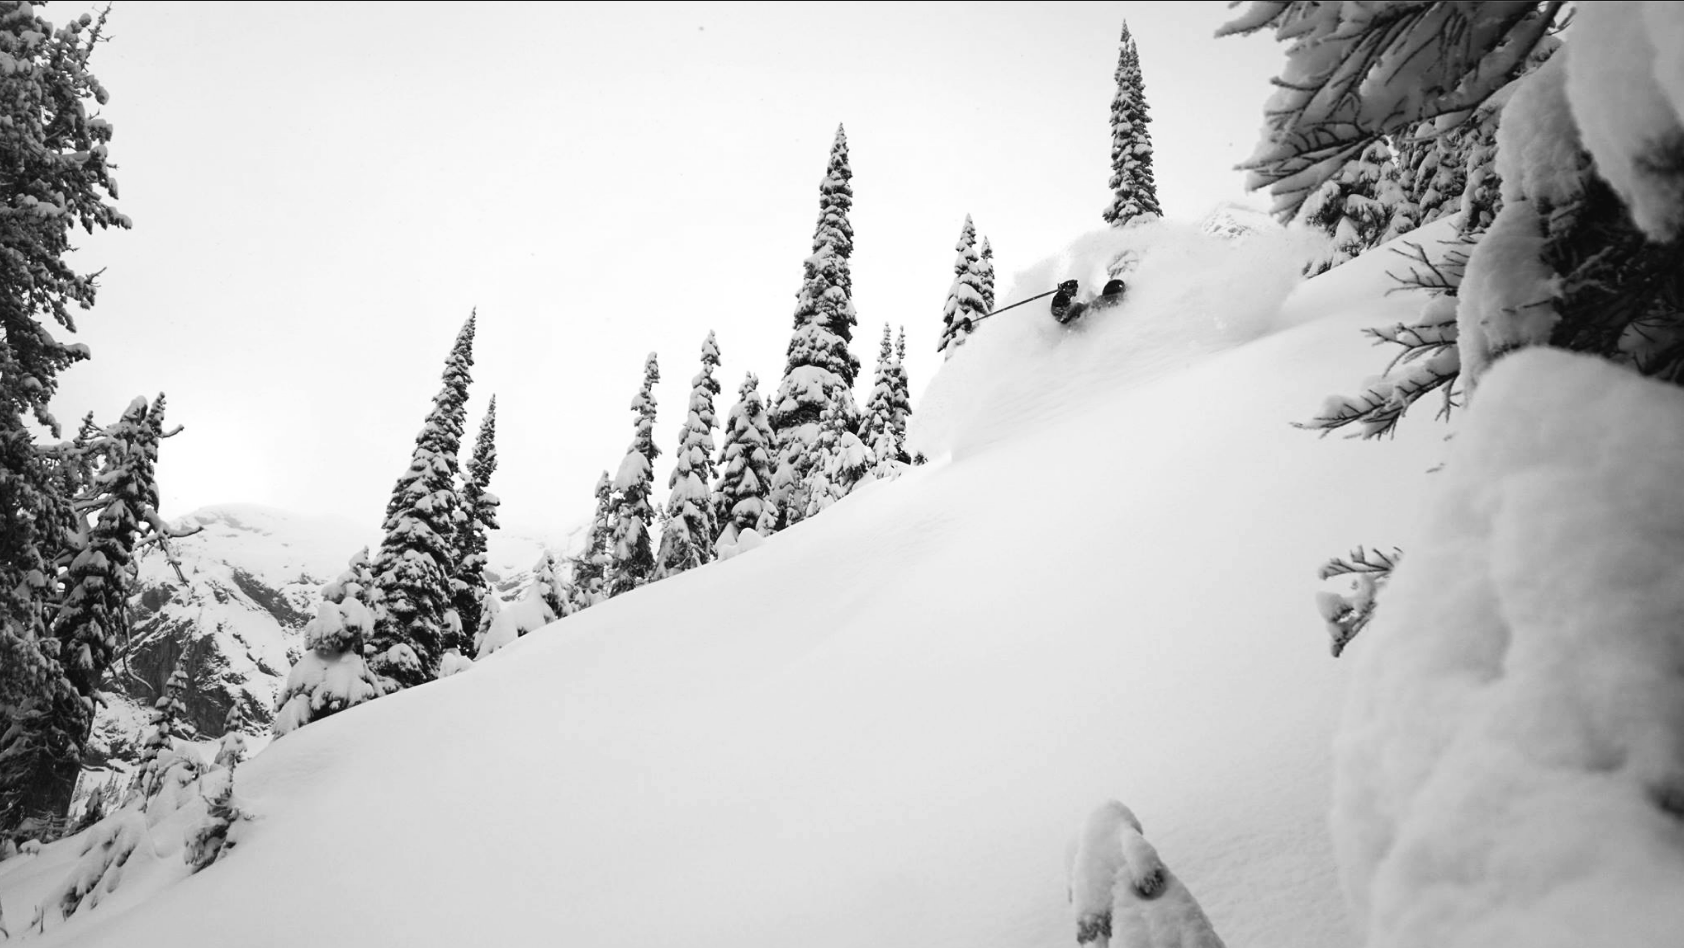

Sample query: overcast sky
[50,1,1286,540]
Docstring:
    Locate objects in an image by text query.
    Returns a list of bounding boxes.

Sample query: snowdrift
[6,223,1457,947]
[1335,349,1684,948]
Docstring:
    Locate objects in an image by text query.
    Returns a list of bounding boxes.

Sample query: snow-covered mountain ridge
[90,505,581,777]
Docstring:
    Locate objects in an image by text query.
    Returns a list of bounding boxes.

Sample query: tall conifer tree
[570,472,614,610]
[978,237,997,313]
[771,124,860,531]
[0,5,135,835]
[368,313,476,689]
[608,354,661,597]
[450,397,500,654]
[8,395,180,827]
[657,334,721,577]
[1102,22,1162,226]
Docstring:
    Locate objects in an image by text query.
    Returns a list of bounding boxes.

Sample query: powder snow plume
[910,220,1324,459]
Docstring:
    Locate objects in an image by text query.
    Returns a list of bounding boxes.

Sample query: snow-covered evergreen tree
[569,472,614,611]
[977,237,997,313]
[1297,138,1412,274]
[937,215,987,358]
[273,550,383,737]
[0,4,133,835]
[713,372,777,550]
[369,313,476,689]
[656,333,721,578]
[1227,4,1576,439]
[861,324,912,475]
[450,396,500,657]
[803,404,872,519]
[213,701,247,771]
[130,652,198,808]
[529,551,570,626]
[892,327,912,439]
[10,395,184,830]
[608,354,660,598]
[183,767,245,873]
[771,124,861,532]
[1102,21,1162,227]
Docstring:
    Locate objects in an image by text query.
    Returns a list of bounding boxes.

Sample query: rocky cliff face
[87,505,370,768]
[86,504,579,773]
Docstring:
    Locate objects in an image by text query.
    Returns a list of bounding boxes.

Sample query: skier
[1052,278,1127,325]
[1051,280,1081,324]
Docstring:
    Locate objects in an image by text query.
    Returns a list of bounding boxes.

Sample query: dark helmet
[1101,279,1125,297]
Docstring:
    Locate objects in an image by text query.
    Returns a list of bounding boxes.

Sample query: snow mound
[910,219,1322,458]
[1334,348,1684,948]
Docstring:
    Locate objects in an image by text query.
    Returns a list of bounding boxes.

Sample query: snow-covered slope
[8,222,1456,946]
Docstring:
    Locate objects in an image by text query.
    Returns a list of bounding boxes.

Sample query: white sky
[49,1,1286,537]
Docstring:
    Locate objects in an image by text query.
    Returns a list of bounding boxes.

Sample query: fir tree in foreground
[657,333,722,577]
[937,215,987,358]
[369,313,476,689]
[1297,138,1413,275]
[570,472,614,610]
[274,550,384,737]
[450,397,500,656]
[771,124,861,531]
[3,394,185,831]
[608,354,661,598]
[0,5,151,836]
[713,372,777,549]
[1102,21,1162,227]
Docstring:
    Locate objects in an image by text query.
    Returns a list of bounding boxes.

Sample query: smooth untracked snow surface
[5,224,1456,947]
[1334,349,1684,948]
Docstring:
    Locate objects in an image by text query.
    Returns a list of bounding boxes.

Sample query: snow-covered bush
[1068,801,1225,948]
[183,768,246,873]
[476,555,569,659]
[1314,547,1400,657]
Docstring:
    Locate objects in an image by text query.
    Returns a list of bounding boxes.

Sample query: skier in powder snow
[1052,279,1127,325]
[1068,800,1225,948]
[1051,280,1081,323]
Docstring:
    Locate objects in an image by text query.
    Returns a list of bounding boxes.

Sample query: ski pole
[968,283,1070,326]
